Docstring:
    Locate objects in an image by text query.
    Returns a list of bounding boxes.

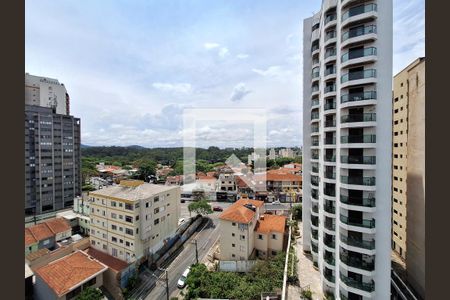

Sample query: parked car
[272,200,281,205]
[177,267,191,288]
[180,199,186,203]
[213,206,223,212]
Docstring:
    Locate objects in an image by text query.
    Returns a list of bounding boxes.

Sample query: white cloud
[236,53,249,59]
[218,47,230,58]
[252,66,284,77]
[229,83,252,102]
[152,82,192,94]
[203,42,220,49]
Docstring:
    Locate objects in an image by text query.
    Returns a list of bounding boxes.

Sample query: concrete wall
[405,59,425,299]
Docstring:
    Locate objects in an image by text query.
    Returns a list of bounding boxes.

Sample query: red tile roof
[85,247,129,272]
[255,214,287,234]
[265,172,302,182]
[25,218,71,246]
[219,199,264,224]
[35,250,107,297]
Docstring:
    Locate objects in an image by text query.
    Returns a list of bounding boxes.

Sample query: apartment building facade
[88,180,180,264]
[392,57,425,298]
[302,1,392,299]
[218,199,287,261]
[25,104,81,217]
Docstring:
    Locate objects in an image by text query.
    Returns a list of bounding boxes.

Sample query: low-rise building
[25,218,72,255]
[218,198,287,261]
[34,250,107,300]
[217,173,237,192]
[88,180,180,264]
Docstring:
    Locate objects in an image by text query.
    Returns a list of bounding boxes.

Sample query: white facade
[302,1,392,299]
[268,148,277,160]
[25,73,69,115]
[279,148,295,158]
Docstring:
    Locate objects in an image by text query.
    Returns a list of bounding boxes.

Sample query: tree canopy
[188,200,213,215]
[75,287,103,300]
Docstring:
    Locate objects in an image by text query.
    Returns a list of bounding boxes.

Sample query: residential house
[25,218,72,255]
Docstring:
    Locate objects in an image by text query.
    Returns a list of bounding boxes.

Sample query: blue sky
[25,0,424,148]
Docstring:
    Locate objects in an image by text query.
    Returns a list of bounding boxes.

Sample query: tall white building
[279,148,295,158]
[268,148,277,160]
[302,1,392,299]
[25,73,70,115]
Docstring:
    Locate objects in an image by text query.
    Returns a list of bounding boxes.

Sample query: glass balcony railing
[325,67,336,76]
[311,176,320,186]
[312,85,320,93]
[324,171,336,180]
[341,69,376,83]
[340,235,375,250]
[312,205,319,213]
[312,140,319,147]
[324,221,335,231]
[324,188,336,197]
[324,204,336,214]
[325,30,337,41]
[324,255,335,266]
[341,113,376,123]
[340,273,375,292]
[312,165,319,173]
[325,119,336,127]
[312,229,318,240]
[324,155,336,162]
[341,91,377,103]
[342,25,377,42]
[325,13,337,24]
[311,44,319,53]
[340,195,376,207]
[312,99,320,107]
[342,3,377,21]
[340,215,376,228]
[342,47,377,63]
[312,58,320,65]
[340,253,375,271]
[324,238,335,248]
[312,68,320,78]
[312,153,319,159]
[325,101,336,110]
[324,137,336,145]
[340,292,348,300]
[325,85,336,93]
[312,189,319,199]
[311,112,320,120]
[311,126,319,133]
[311,217,319,227]
[341,155,376,164]
[311,242,318,253]
[341,134,376,143]
[325,48,337,59]
[341,175,376,186]
[324,271,336,283]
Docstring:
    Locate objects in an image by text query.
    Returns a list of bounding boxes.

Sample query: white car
[177,267,191,288]
[272,200,281,204]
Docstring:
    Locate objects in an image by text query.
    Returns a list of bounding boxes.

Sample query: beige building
[392,57,425,298]
[218,199,287,261]
[88,180,180,264]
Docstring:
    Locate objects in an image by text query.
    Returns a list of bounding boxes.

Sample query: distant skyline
[26,0,424,148]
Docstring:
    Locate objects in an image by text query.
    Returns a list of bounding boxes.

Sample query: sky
[25,0,425,148]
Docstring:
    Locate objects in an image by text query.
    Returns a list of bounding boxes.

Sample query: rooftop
[255,214,287,234]
[219,198,264,224]
[90,180,179,202]
[85,247,129,272]
[35,250,107,297]
[26,248,50,262]
[25,218,71,246]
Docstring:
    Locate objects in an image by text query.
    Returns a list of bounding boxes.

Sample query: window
[125,228,134,236]
[135,203,140,208]
[111,213,117,219]
[146,202,149,208]
[112,236,117,242]
[154,207,160,214]
[112,225,117,230]
[111,201,117,207]
[154,196,159,203]
[112,248,118,257]
[232,222,236,226]
[232,243,235,247]
[125,203,133,210]
[136,228,139,234]
[126,241,131,247]
[120,239,123,244]
[232,254,236,258]
[232,233,235,237]
[258,234,263,240]
[271,251,277,255]
[154,218,160,225]
[272,234,277,240]
[103,244,107,250]
[136,215,139,221]
[240,235,245,240]
[125,216,133,223]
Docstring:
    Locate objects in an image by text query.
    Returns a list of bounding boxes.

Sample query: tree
[291,204,302,221]
[188,199,213,216]
[75,287,103,300]
[134,160,156,181]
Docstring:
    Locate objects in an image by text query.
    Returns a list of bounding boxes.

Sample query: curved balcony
[341,90,377,108]
[341,176,376,186]
[341,47,377,69]
[324,136,336,146]
[340,235,375,252]
[340,215,375,229]
[311,216,319,229]
[324,255,336,268]
[312,58,320,69]
[341,69,377,89]
[311,241,318,255]
[311,98,320,109]
[340,135,376,148]
[311,44,320,56]
[311,204,319,214]
[340,113,377,129]
[311,175,320,186]
[324,84,336,98]
[341,195,375,208]
[311,85,320,97]
[324,170,336,180]
[341,25,377,49]
[340,252,375,273]
[324,204,336,214]
[324,30,337,46]
[324,100,337,113]
[324,66,337,81]
[312,68,320,82]
[324,13,337,30]
[324,188,336,199]
[311,154,320,162]
[312,164,319,174]
[340,273,375,293]
[341,4,377,28]
[311,125,320,134]
[311,189,319,201]
[324,48,337,64]
[324,119,336,131]
[311,111,320,123]
[341,155,376,166]
[323,269,336,287]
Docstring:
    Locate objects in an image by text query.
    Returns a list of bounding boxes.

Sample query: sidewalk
[287,221,323,300]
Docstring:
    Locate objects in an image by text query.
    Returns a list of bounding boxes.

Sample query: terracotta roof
[35,250,107,297]
[26,248,50,262]
[197,176,216,181]
[206,172,216,177]
[219,199,264,224]
[265,172,302,182]
[255,214,287,234]
[85,247,129,272]
[45,218,72,235]
[25,218,71,246]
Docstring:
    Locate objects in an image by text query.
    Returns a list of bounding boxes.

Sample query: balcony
[312,165,319,173]
[312,204,319,214]
[311,176,319,186]
[324,101,336,110]
[311,44,320,54]
[324,66,336,79]
[312,189,319,199]
[324,187,336,197]
[324,237,335,249]
[340,113,376,126]
[324,170,336,180]
[325,30,337,43]
[324,13,337,25]
[324,204,336,214]
[324,155,336,163]
[340,235,375,250]
[325,48,337,63]
[340,273,375,292]
[311,153,319,160]
[324,255,335,266]
[342,4,377,28]
[324,221,335,231]
[311,126,319,133]
[324,84,336,95]
[311,216,319,228]
[324,136,336,145]
[340,252,375,271]
[340,195,375,207]
[341,155,376,165]
[341,47,377,68]
[324,271,336,284]
[311,139,319,146]
[341,134,376,144]
[341,69,376,84]
[311,242,318,253]
[312,229,318,240]
[311,85,320,95]
[325,119,336,128]
[341,25,377,48]
[341,91,377,107]
[341,175,376,186]
[340,215,375,229]
[311,111,320,121]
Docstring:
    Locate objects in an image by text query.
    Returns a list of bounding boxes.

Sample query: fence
[218,260,257,272]
[281,216,293,300]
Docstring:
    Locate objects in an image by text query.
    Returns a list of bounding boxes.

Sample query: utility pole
[193,239,199,264]
[164,269,169,300]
